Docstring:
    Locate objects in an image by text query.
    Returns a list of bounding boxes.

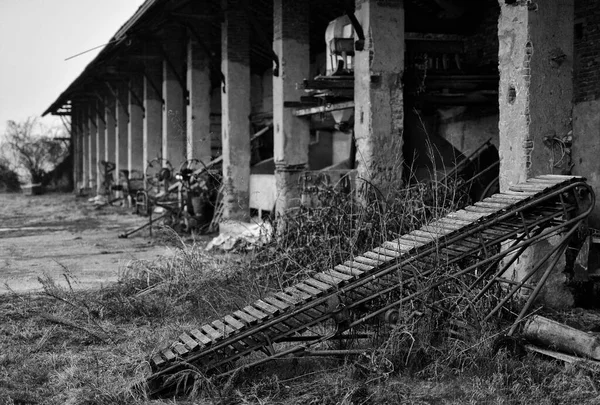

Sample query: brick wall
[574,0,600,102]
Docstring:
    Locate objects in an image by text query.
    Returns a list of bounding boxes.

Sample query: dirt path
[0,192,173,293]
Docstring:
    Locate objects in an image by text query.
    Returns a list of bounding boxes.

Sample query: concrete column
[95,99,106,194]
[81,108,88,188]
[187,38,212,164]
[72,105,84,191]
[116,85,129,177]
[273,0,311,215]
[162,47,187,169]
[221,0,251,222]
[129,75,145,174]
[105,98,116,164]
[88,105,97,193]
[498,0,574,190]
[354,0,405,191]
[144,68,163,167]
[498,0,575,307]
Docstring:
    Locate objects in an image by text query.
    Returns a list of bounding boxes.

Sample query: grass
[2,178,600,404]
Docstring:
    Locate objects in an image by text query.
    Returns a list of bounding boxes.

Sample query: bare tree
[1,117,69,184]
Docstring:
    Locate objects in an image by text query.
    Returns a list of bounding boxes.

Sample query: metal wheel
[145,158,174,189]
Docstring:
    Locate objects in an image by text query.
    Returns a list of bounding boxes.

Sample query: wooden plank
[212,319,236,335]
[421,225,454,236]
[233,310,259,324]
[223,315,245,330]
[286,285,317,299]
[201,324,223,341]
[474,201,510,209]
[189,329,212,345]
[483,196,523,205]
[304,277,335,292]
[353,256,385,266]
[179,332,200,350]
[254,299,279,314]
[447,210,487,221]
[263,295,291,311]
[362,251,396,262]
[242,306,270,322]
[325,269,355,281]
[152,354,165,367]
[275,291,303,305]
[536,174,579,181]
[372,246,403,258]
[293,282,323,296]
[464,206,499,214]
[313,272,344,286]
[399,235,429,245]
[493,192,532,200]
[411,229,440,240]
[172,342,188,355]
[334,264,365,276]
[343,260,375,271]
[382,240,414,252]
[162,348,176,361]
[509,183,551,192]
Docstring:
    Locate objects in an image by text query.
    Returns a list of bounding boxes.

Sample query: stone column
[498,0,575,307]
[95,99,106,194]
[273,0,311,215]
[498,0,574,190]
[129,75,145,174]
[354,0,405,192]
[88,104,97,193]
[221,0,251,222]
[144,67,163,167]
[187,38,212,164]
[116,85,129,178]
[162,44,187,169]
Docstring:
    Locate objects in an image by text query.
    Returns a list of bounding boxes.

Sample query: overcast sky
[0,0,146,137]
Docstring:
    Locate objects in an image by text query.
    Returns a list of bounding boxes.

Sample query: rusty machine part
[143,175,594,396]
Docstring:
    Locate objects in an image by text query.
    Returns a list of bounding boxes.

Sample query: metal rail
[144,175,594,396]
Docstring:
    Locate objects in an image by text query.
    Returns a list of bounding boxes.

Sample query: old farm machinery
[118,158,220,238]
[144,175,594,396]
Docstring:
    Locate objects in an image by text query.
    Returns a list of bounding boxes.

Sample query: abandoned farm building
[44,0,600,253]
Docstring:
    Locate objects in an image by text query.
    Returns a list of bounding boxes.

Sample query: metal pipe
[507,241,570,336]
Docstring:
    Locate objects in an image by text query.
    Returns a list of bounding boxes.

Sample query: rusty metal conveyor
[145,174,594,396]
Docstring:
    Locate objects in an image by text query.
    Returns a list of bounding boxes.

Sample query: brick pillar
[162,46,187,170]
[187,38,212,164]
[88,104,97,193]
[95,99,106,194]
[129,75,145,174]
[498,0,574,190]
[498,0,575,307]
[116,85,129,177]
[273,0,311,215]
[144,67,163,168]
[221,0,251,222]
[354,0,405,192]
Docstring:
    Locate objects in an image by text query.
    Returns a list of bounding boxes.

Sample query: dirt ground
[0,192,173,293]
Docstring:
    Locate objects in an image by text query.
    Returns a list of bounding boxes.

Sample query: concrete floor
[0,192,172,293]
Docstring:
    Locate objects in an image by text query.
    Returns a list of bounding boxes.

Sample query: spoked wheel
[145,158,174,190]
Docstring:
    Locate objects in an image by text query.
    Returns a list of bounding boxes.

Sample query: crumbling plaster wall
[498,0,575,308]
[497,0,573,192]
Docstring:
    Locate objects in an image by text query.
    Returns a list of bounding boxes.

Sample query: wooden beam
[293,101,355,117]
